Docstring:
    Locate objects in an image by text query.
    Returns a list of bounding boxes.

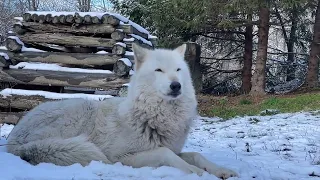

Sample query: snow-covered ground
[1,112,319,180]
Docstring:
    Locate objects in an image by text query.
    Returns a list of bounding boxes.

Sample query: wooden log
[5,37,23,52]
[124,39,153,50]
[31,14,39,22]
[63,86,119,96]
[149,36,158,47]
[38,14,46,23]
[84,15,92,24]
[74,13,84,24]
[45,14,53,23]
[118,24,149,40]
[0,50,119,66]
[0,53,12,68]
[92,16,100,24]
[0,94,49,111]
[19,33,117,48]
[111,30,125,41]
[107,15,120,26]
[64,46,96,53]
[52,16,60,24]
[59,15,67,24]
[101,14,110,24]
[23,13,32,22]
[24,42,69,53]
[113,59,132,77]
[66,14,74,24]
[112,44,126,55]
[19,22,116,35]
[0,112,27,125]
[1,68,129,89]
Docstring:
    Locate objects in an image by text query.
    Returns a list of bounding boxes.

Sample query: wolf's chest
[134,112,190,153]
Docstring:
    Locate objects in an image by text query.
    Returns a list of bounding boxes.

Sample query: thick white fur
[7,44,238,179]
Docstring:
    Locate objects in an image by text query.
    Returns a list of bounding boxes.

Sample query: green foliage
[110,0,209,47]
[239,99,252,105]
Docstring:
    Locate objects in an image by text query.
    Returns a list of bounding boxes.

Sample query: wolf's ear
[174,44,187,57]
[132,43,149,70]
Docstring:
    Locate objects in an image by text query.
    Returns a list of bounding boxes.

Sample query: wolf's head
[131,43,194,101]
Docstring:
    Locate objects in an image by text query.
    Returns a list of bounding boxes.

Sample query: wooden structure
[0,11,157,124]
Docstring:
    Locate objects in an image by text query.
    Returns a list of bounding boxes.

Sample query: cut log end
[101,14,110,24]
[113,59,131,77]
[66,14,74,24]
[45,14,53,23]
[23,13,32,22]
[52,16,60,24]
[112,44,126,55]
[74,13,82,24]
[38,15,46,23]
[13,24,26,35]
[31,14,39,22]
[92,16,100,24]
[107,15,120,26]
[0,55,12,68]
[59,15,67,24]
[5,38,23,52]
[111,31,125,41]
[84,15,92,24]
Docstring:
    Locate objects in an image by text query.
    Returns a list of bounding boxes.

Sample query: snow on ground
[0,112,319,180]
[10,62,113,74]
[0,88,113,101]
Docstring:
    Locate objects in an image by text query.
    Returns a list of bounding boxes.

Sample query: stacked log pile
[0,11,157,93]
[0,11,157,122]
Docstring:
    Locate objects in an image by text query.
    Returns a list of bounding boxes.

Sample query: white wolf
[7,44,238,179]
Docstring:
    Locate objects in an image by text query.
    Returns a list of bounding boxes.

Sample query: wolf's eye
[177,68,181,71]
[155,68,163,72]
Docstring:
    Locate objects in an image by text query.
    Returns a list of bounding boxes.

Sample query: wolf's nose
[170,81,181,92]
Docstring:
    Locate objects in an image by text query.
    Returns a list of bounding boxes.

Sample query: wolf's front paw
[210,167,238,179]
[186,165,205,176]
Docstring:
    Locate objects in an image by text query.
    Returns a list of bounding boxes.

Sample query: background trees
[0,0,319,96]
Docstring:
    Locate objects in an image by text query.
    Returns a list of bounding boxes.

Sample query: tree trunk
[286,7,298,81]
[241,14,253,94]
[250,6,270,96]
[184,43,202,93]
[305,0,320,88]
